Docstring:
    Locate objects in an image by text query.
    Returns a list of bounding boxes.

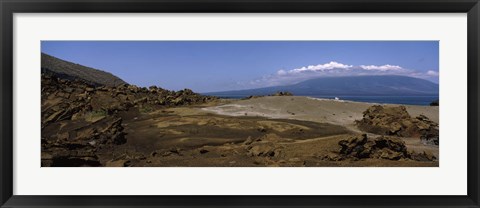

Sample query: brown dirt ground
[95,97,439,167]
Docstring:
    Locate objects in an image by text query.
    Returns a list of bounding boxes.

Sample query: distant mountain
[206,75,439,97]
[41,53,128,87]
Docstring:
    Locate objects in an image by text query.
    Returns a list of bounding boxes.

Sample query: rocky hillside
[41,73,216,166]
[41,53,127,87]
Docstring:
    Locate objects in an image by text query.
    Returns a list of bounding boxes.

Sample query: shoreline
[202,96,439,125]
[304,96,437,107]
[206,95,439,106]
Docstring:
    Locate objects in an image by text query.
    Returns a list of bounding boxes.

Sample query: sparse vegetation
[243,91,293,100]
[139,105,155,114]
[84,110,107,122]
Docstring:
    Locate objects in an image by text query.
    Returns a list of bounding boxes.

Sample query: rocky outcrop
[244,134,286,158]
[415,115,440,145]
[322,134,437,161]
[355,105,439,145]
[338,134,409,160]
[41,73,216,167]
[41,74,216,127]
[272,91,293,96]
[41,116,126,167]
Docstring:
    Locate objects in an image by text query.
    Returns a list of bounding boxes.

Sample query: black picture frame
[1,0,479,207]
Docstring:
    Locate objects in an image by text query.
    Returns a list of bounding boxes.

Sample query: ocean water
[207,94,439,106]
[308,95,439,106]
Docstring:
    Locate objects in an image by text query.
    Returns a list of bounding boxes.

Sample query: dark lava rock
[355,105,439,145]
[338,134,409,160]
[42,73,216,127]
[272,91,293,96]
[41,73,216,167]
[328,134,437,161]
[243,91,293,100]
[41,116,127,167]
[244,134,285,158]
[409,151,437,161]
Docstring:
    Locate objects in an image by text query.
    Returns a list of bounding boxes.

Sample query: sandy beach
[202,96,439,130]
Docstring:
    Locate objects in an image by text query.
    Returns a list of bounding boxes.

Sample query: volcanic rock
[355,105,439,145]
[41,72,216,166]
[337,134,409,160]
[41,116,127,167]
[106,159,131,167]
[328,134,437,161]
[244,134,285,158]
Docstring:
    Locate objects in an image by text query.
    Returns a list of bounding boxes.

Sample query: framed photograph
[1,0,479,207]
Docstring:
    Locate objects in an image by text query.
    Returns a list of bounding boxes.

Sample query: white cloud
[234,61,438,90]
[287,61,353,74]
[426,70,439,76]
[277,69,287,75]
[278,62,403,76]
[359,64,403,71]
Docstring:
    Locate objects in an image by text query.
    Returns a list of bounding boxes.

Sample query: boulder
[333,134,437,161]
[356,105,439,145]
[273,91,293,96]
[338,134,409,160]
[248,144,277,157]
[245,134,285,158]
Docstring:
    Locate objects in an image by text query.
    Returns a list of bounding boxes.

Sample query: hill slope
[41,53,128,87]
[206,75,439,97]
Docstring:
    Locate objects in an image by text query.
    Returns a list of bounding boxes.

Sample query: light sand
[202,96,439,128]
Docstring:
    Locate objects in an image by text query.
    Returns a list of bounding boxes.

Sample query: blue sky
[41,41,439,92]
